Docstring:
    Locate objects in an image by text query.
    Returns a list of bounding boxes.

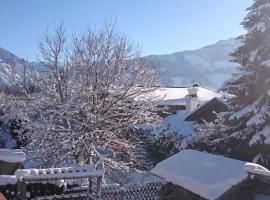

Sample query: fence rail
[0,168,164,200]
[0,166,104,200]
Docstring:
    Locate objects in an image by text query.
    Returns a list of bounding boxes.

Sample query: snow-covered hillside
[145,38,241,89]
[0,38,240,89]
[0,47,27,86]
[0,47,45,88]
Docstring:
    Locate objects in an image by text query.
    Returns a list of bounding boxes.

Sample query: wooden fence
[0,166,104,200]
[0,167,164,200]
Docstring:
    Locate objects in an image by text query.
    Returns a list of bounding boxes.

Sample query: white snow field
[151,110,195,137]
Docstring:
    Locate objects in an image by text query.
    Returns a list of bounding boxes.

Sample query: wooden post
[88,177,92,194]
[16,179,26,200]
[96,177,102,200]
[118,187,124,200]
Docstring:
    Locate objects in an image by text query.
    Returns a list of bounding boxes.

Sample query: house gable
[185,97,228,122]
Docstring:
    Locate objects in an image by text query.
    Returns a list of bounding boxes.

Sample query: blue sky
[0,0,252,61]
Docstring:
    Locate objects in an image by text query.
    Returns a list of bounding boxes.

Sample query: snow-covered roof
[0,149,26,163]
[151,149,249,200]
[150,87,222,106]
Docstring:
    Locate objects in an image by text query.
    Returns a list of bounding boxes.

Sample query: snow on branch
[229,96,262,121]
[9,21,162,169]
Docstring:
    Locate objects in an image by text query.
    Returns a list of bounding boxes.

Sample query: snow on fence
[0,175,17,199]
[0,165,104,200]
[101,181,165,200]
[0,167,164,200]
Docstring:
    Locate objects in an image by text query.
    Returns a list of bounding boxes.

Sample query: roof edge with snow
[151,150,268,200]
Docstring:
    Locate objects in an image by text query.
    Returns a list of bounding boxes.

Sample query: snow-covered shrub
[135,124,183,164]
[150,127,183,161]
[133,110,194,166]
[183,112,229,153]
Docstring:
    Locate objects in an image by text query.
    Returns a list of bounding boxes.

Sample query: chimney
[186,83,199,114]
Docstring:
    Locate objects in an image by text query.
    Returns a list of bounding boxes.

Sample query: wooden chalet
[150,84,230,123]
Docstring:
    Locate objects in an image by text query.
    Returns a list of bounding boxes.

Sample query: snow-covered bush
[183,112,229,154]
[150,127,183,160]
[132,110,195,166]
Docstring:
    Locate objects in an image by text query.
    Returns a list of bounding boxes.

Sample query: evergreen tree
[187,0,270,168]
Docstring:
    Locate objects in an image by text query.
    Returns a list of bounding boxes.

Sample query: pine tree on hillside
[186,0,270,168]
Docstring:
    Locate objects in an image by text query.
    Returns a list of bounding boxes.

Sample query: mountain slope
[0,38,240,90]
[145,38,241,89]
[0,47,45,89]
[0,47,27,87]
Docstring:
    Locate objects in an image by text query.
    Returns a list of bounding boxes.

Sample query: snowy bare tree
[16,22,161,168]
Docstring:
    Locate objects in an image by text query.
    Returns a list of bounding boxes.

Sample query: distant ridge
[0,38,240,89]
[144,38,240,89]
[0,47,45,88]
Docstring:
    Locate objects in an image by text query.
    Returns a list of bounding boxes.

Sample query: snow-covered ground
[151,110,194,137]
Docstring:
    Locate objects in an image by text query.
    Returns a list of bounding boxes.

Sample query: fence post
[88,177,92,193]
[16,178,26,200]
[119,187,125,200]
[96,176,102,200]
